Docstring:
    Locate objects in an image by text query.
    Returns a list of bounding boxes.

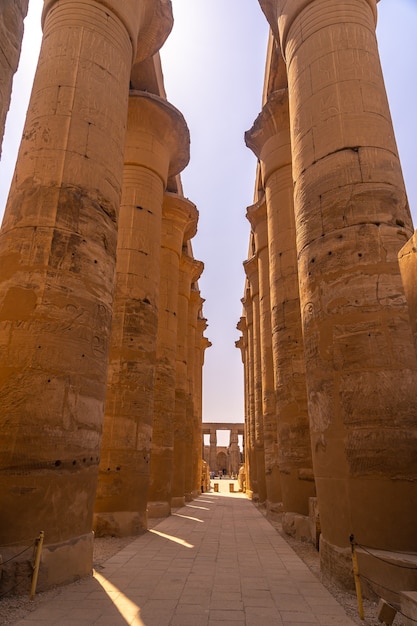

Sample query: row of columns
[238,0,417,591]
[0,0,209,592]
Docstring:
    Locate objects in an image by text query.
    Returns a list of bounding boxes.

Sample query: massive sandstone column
[243,256,267,503]
[187,288,204,498]
[209,428,217,474]
[236,318,250,485]
[147,193,197,518]
[94,92,190,536]
[0,0,29,158]
[171,252,203,507]
[240,291,258,497]
[193,314,210,494]
[0,0,167,589]
[246,89,315,527]
[246,198,282,513]
[260,0,417,586]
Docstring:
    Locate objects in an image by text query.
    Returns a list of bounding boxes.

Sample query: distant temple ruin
[1,0,417,605]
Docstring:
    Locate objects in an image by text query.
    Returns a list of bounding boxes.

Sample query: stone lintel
[202,423,245,435]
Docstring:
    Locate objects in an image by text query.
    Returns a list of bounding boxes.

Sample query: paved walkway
[13,482,356,625]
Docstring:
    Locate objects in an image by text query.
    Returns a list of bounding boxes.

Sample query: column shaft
[147,194,197,517]
[171,254,203,506]
[244,256,267,503]
[247,200,282,511]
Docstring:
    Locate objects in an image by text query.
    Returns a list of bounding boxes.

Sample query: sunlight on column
[149,529,194,548]
[94,571,144,625]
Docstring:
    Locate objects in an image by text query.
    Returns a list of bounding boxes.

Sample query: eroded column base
[147,501,171,519]
[171,496,185,508]
[93,511,147,537]
[0,532,94,596]
[282,512,311,543]
[266,499,283,522]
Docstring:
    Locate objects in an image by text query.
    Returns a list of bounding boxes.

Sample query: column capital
[131,0,173,75]
[162,193,198,243]
[126,91,190,183]
[180,253,204,284]
[243,255,259,296]
[237,316,247,334]
[43,0,173,66]
[259,0,377,58]
[245,89,291,182]
[246,196,267,231]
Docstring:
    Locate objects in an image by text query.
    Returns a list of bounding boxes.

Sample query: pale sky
[1,1,416,446]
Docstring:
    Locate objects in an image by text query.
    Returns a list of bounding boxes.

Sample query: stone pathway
[12,482,355,625]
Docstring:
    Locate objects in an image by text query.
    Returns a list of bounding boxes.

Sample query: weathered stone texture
[0,0,28,158]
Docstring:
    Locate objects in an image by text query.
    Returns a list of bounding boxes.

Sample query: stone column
[264,0,417,586]
[0,0,155,590]
[171,253,203,507]
[229,428,240,477]
[244,256,267,504]
[247,197,282,514]
[94,92,190,536]
[246,90,315,525]
[188,290,204,498]
[183,285,200,501]
[209,428,217,474]
[195,319,210,494]
[240,291,258,498]
[0,0,29,158]
[147,193,198,518]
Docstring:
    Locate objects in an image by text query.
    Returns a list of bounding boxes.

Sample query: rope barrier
[0,542,35,565]
[355,542,417,570]
[359,573,417,624]
[0,538,38,548]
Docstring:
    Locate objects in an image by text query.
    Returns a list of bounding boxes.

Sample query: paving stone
[11,489,355,625]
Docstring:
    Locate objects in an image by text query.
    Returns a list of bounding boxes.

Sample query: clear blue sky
[1,1,416,445]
